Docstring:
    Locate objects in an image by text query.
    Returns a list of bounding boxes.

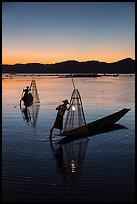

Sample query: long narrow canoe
[58,124,127,144]
[60,108,130,137]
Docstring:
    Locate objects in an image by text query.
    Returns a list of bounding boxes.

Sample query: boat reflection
[20,104,40,128]
[50,137,89,174]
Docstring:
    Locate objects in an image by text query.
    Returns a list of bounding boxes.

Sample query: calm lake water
[2,74,135,202]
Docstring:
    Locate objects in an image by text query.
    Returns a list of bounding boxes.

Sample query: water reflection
[50,139,65,173]
[49,123,127,175]
[20,104,40,128]
[63,138,88,174]
[50,137,89,174]
[21,107,30,124]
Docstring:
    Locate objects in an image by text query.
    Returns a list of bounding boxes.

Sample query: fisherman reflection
[49,138,66,174]
[21,106,31,125]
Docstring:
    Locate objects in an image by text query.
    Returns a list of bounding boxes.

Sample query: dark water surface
[2,74,135,202]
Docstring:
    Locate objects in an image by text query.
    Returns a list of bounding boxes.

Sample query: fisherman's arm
[67,103,73,111]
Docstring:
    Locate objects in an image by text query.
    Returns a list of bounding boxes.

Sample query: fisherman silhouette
[50,99,72,137]
[22,86,30,101]
[21,86,33,107]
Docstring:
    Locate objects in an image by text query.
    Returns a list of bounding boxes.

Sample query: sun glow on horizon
[2,54,135,65]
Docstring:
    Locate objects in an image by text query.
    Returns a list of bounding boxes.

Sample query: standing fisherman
[22,86,31,102]
[50,99,72,137]
[20,85,33,107]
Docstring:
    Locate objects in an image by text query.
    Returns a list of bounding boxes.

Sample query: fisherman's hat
[62,99,69,104]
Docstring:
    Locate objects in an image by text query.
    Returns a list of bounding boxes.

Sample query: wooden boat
[59,124,127,144]
[60,108,130,137]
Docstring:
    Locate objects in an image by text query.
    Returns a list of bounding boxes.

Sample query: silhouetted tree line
[2,58,135,74]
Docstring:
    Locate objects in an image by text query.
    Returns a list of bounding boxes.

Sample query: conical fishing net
[63,89,87,132]
[30,80,40,103]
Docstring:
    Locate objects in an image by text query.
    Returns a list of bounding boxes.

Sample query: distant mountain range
[2,58,135,74]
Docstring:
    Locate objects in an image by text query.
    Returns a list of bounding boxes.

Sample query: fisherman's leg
[50,125,54,137]
[59,128,63,135]
[59,123,63,135]
[50,126,54,134]
[49,127,55,139]
[49,131,53,139]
